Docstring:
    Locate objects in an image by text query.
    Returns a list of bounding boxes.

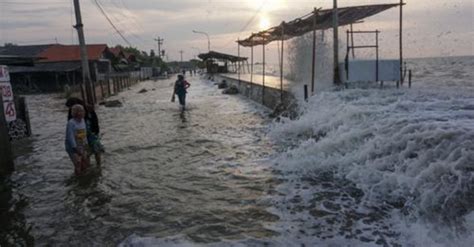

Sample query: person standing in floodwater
[171,74,191,111]
[65,104,89,175]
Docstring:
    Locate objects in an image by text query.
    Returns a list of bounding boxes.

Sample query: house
[1,44,114,92]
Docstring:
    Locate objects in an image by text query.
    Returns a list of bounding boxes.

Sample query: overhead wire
[90,0,132,46]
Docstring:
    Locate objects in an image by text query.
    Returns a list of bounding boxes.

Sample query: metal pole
[73,0,94,105]
[280,23,285,102]
[399,0,404,84]
[311,8,317,93]
[333,0,341,85]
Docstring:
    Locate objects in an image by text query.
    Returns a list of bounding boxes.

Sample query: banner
[0,65,16,122]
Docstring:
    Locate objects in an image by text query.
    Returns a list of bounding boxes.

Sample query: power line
[91,0,132,46]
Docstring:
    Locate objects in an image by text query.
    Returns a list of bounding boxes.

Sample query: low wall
[214,74,293,110]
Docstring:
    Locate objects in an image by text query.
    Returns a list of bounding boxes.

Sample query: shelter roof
[37,44,109,62]
[198,51,247,62]
[238,3,400,47]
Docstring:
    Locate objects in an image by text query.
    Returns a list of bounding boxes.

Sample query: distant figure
[171,74,191,111]
[182,69,186,76]
[65,104,89,175]
[66,97,104,166]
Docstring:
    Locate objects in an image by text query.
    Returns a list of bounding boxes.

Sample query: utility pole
[73,0,94,105]
[179,50,184,63]
[154,37,164,59]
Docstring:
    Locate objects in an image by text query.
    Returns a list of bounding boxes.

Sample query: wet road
[2,75,279,245]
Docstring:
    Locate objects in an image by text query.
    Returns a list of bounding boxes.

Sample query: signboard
[0,65,10,82]
[3,101,16,122]
[340,60,401,83]
[0,65,16,122]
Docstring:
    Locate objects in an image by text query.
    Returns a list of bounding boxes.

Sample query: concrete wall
[214,74,293,110]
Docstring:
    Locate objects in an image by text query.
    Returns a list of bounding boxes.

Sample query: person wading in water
[171,74,191,111]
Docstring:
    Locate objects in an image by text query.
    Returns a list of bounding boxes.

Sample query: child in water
[65,104,89,175]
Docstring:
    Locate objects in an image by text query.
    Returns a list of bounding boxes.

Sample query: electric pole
[179,50,184,63]
[154,37,164,59]
[73,0,94,105]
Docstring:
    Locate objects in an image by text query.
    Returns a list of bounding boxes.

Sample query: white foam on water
[267,55,474,245]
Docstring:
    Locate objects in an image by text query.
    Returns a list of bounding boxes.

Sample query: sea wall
[214,74,293,110]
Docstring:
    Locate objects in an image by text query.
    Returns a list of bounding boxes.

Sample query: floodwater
[1,75,280,245]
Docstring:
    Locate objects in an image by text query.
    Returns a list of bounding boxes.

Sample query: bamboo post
[0,93,14,174]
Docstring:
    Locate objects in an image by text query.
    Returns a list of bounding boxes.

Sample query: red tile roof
[37,44,108,62]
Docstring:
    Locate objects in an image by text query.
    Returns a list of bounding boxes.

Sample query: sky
[0,0,472,61]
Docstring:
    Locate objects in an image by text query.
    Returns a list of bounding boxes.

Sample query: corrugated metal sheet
[238,3,400,47]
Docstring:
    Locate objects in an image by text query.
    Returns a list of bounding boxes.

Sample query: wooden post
[237,39,241,86]
[262,37,266,106]
[18,97,31,137]
[350,23,355,58]
[333,0,341,85]
[399,0,404,85]
[311,8,317,93]
[250,39,254,84]
[0,93,14,174]
[408,70,412,88]
[376,30,379,82]
[304,84,308,101]
[280,22,285,102]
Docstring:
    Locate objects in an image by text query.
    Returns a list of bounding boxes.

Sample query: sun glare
[259,17,271,30]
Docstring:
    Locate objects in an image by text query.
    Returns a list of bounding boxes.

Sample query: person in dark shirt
[171,74,191,111]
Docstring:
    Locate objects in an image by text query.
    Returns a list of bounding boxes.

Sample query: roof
[0,44,53,57]
[198,51,247,62]
[37,44,109,62]
[8,61,81,73]
[238,3,400,47]
[0,55,38,66]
